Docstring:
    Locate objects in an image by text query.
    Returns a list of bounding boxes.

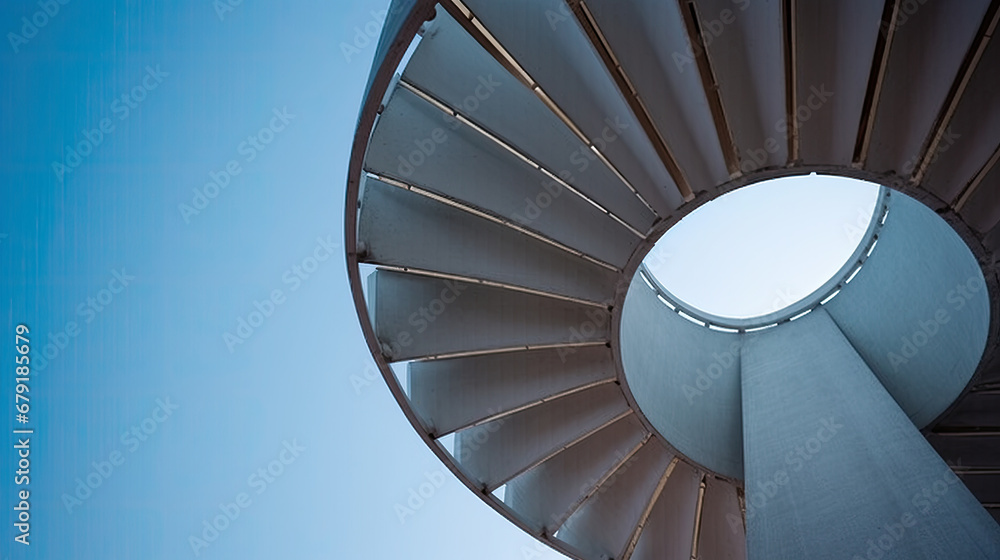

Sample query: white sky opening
[643,174,881,319]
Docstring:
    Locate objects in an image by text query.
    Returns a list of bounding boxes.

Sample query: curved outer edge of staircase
[343,3,1000,558]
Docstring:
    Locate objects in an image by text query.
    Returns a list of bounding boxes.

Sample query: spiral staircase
[345,1,1000,558]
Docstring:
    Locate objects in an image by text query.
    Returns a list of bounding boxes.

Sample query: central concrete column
[740,308,1000,560]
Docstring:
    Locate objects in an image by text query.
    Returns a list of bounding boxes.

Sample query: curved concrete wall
[620,274,743,479]
[620,190,989,482]
[825,192,990,428]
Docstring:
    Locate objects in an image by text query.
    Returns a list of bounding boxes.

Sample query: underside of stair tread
[347,1,1000,558]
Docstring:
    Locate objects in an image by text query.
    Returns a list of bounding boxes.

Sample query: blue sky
[0,2,568,558]
[645,175,881,319]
